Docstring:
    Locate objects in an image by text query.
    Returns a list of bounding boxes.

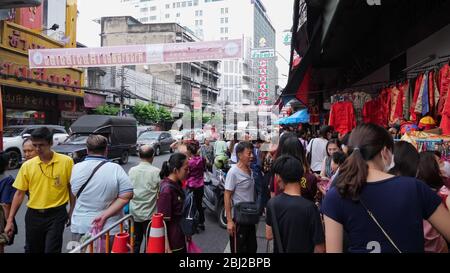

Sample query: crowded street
[2,0,450,261]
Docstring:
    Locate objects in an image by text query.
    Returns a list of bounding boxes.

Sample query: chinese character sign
[257,60,270,105]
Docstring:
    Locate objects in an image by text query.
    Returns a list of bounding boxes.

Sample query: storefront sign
[0,21,83,97]
[28,39,244,68]
[2,90,57,110]
[16,5,43,30]
[251,48,275,59]
[84,92,106,109]
[257,60,270,105]
[61,111,84,119]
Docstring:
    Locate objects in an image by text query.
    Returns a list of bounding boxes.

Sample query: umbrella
[276,109,310,125]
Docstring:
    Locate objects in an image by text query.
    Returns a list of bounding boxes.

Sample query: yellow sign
[0,21,83,97]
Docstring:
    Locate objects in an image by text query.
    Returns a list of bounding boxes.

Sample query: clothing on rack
[329,101,356,136]
[363,97,385,126]
[439,64,450,134]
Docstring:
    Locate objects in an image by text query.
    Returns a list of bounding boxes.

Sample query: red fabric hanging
[411,74,424,122]
[329,101,356,135]
[439,64,450,134]
[363,98,385,126]
[380,88,391,127]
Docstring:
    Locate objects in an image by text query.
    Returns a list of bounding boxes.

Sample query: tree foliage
[133,102,173,124]
[94,104,120,116]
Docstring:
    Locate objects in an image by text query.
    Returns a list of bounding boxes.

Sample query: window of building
[177,2,181,7]
[140,17,148,22]
[220,18,224,24]
[165,14,170,18]
[176,12,180,17]
[225,7,228,13]
[221,8,224,14]
[166,4,170,9]
[149,16,157,20]
[225,17,228,23]
[140,7,148,12]
[173,3,176,8]
[182,1,186,7]
[150,6,156,11]
[188,1,192,6]
[194,0,198,5]
[224,27,228,33]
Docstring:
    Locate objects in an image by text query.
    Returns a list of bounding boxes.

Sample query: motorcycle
[203,165,229,229]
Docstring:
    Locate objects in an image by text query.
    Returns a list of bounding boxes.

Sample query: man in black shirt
[266,155,325,253]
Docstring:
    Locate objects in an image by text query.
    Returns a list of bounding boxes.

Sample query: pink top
[423,220,448,253]
[186,156,205,189]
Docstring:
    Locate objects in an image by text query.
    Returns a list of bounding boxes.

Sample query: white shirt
[70,157,133,235]
[307,137,328,172]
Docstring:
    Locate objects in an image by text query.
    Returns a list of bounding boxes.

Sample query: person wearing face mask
[322,123,450,253]
[320,139,342,179]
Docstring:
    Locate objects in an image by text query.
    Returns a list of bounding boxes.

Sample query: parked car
[136,131,175,156]
[54,115,137,164]
[3,125,68,169]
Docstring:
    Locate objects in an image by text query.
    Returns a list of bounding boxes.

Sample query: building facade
[0,1,84,129]
[100,16,220,109]
[120,0,277,106]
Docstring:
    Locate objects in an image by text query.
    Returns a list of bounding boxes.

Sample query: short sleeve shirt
[225,165,255,205]
[70,157,133,234]
[322,176,441,253]
[266,193,324,253]
[13,152,74,209]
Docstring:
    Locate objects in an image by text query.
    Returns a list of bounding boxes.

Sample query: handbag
[233,202,260,225]
[360,199,402,253]
[187,240,202,253]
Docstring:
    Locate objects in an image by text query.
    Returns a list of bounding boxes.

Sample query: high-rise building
[120,0,277,105]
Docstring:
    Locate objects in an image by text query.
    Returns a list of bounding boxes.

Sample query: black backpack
[159,183,199,236]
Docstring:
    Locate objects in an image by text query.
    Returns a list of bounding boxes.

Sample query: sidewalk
[223,216,272,253]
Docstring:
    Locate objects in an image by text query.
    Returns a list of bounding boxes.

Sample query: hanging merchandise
[328,101,356,136]
[410,74,424,122]
[363,97,385,126]
[330,92,371,124]
[439,63,450,134]
[309,104,320,126]
[438,63,450,115]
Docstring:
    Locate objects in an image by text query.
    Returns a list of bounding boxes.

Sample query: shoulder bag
[360,199,402,253]
[76,161,108,198]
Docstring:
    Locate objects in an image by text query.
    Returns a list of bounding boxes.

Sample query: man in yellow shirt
[5,127,75,253]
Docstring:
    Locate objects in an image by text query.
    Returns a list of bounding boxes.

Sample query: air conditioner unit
[0,0,41,8]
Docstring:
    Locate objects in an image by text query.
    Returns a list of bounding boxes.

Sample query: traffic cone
[146,213,166,253]
[111,233,130,253]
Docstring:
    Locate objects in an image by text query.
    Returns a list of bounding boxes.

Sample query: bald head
[139,145,154,162]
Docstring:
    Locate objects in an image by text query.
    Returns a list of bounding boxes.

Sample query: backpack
[159,183,199,236]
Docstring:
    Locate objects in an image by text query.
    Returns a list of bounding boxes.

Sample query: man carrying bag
[224,142,259,253]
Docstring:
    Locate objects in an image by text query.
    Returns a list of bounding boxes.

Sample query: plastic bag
[187,240,202,253]
[80,226,106,253]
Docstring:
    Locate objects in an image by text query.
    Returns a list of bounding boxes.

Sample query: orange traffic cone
[146,213,166,253]
[111,233,130,253]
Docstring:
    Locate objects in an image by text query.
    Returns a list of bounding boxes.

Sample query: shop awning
[275,109,310,125]
[84,92,106,109]
[281,0,450,99]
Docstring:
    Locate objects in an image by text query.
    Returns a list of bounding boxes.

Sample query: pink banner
[29,39,243,69]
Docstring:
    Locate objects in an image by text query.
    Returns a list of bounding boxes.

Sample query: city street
[4,152,268,253]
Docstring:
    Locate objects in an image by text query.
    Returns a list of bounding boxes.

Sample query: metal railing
[69,215,135,253]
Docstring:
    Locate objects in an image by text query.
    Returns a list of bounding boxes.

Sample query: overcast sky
[77,0,294,87]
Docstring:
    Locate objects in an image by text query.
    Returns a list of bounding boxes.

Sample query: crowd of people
[1,123,450,253]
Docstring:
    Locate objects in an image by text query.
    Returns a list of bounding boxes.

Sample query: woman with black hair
[417,151,449,253]
[320,139,341,179]
[322,123,450,253]
[388,141,420,177]
[157,153,189,253]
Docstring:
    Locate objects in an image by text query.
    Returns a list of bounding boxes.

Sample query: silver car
[136,131,175,156]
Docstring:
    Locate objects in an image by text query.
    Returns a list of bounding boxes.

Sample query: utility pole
[120,66,125,116]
